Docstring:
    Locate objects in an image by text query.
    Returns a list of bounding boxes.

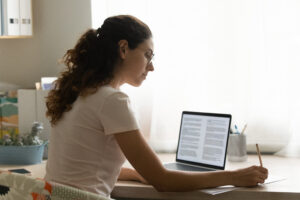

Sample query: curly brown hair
[46,15,152,125]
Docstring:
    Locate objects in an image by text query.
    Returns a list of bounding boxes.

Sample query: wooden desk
[113,154,300,200]
[0,160,47,178]
[1,155,299,200]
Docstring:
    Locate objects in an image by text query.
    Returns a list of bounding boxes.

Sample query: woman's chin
[127,80,143,87]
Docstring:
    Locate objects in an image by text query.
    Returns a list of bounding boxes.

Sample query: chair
[0,171,111,200]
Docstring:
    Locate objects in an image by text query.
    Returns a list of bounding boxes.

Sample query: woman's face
[117,38,154,87]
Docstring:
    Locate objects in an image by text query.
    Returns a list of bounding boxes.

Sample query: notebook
[164,111,232,172]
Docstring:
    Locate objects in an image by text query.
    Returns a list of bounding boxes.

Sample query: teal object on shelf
[0,142,48,165]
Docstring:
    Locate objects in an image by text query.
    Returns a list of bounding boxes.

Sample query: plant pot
[0,142,48,165]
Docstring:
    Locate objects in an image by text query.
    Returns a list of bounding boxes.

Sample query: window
[91,0,300,156]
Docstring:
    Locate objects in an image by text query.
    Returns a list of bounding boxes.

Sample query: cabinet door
[2,0,20,36]
[20,0,32,35]
[0,0,2,35]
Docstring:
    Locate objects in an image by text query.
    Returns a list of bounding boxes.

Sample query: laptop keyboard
[164,163,214,172]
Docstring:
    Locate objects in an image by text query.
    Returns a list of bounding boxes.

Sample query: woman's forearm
[118,167,137,181]
[156,169,233,192]
[118,167,146,183]
[156,165,267,192]
[118,167,232,191]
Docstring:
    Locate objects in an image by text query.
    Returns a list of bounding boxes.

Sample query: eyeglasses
[145,50,155,65]
[138,47,154,65]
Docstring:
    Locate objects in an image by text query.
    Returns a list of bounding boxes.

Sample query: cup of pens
[227,124,247,162]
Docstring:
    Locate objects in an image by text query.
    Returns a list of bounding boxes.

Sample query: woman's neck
[109,77,124,89]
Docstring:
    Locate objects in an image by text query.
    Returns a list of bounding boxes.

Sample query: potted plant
[0,122,48,165]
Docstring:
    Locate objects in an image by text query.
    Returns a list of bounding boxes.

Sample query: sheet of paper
[200,175,286,195]
[261,175,286,185]
[200,185,237,195]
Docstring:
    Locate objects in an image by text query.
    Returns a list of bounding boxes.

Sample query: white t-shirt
[45,85,139,197]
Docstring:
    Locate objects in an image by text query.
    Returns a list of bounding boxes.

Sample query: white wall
[0,0,92,88]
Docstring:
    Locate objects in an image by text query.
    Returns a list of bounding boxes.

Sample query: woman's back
[45,85,138,196]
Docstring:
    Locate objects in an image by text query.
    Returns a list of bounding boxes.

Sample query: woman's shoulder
[76,86,130,113]
[94,86,133,113]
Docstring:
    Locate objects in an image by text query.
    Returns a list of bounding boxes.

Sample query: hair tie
[96,27,102,38]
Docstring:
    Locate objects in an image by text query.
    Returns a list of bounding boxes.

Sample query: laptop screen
[176,111,231,169]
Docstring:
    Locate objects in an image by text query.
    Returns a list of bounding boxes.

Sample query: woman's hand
[230,165,268,187]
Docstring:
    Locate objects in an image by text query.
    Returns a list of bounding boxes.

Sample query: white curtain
[91,0,300,156]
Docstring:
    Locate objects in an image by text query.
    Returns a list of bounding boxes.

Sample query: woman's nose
[147,62,154,71]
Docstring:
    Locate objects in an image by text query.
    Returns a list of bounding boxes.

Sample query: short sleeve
[98,92,139,135]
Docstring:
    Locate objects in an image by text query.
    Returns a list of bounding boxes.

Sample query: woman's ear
[118,40,128,60]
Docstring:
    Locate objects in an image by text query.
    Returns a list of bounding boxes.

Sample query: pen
[234,125,240,134]
[241,124,247,135]
[256,143,263,167]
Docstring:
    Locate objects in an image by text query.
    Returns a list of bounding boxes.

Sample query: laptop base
[164,162,215,172]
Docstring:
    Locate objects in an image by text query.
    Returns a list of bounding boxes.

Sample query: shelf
[0,35,33,39]
[1,0,33,38]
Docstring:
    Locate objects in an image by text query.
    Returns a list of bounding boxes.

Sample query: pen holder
[227,134,247,162]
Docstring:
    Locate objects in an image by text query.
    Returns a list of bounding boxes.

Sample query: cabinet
[0,0,33,38]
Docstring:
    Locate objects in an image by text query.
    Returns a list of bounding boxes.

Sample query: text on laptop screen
[177,113,230,167]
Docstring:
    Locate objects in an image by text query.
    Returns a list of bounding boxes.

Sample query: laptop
[164,111,232,172]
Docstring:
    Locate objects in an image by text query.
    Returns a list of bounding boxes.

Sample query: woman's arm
[114,130,268,192]
[118,167,147,184]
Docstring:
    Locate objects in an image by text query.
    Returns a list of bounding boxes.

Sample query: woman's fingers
[257,176,266,184]
[255,166,268,185]
[258,166,268,180]
[232,165,269,187]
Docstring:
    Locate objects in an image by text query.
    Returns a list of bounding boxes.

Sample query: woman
[45,15,268,197]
